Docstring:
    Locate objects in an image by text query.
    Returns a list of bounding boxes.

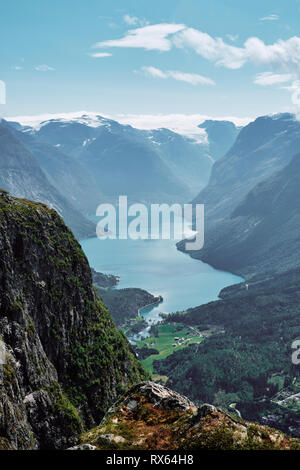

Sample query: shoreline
[138,295,163,318]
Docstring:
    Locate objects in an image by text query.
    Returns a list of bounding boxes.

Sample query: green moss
[45,382,83,435]
[3,361,16,386]
[63,292,148,418]
[25,314,36,336]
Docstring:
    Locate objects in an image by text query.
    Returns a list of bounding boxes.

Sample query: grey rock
[67,444,97,451]
[197,403,217,418]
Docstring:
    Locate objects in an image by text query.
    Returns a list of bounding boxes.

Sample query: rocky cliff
[79,382,299,450]
[0,190,146,449]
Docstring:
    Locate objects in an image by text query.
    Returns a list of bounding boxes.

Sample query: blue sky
[1,0,300,130]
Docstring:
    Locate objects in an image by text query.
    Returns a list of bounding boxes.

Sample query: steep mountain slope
[0,121,95,238]
[8,121,102,214]
[77,126,189,202]
[145,128,212,193]
[29,116,191,202]
[198,119,240,161]
[78,382,299,450]
[0,191,146,449]
[196,152,300,277]
[179,113,300,275]
[194,113,300,220]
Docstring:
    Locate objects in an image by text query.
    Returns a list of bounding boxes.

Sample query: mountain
[0,191,146,449]
[22,115,101,156]
[77,382,299,450]
[77,125,189,202]
[179,113,300,275]
[197,152,300,278]
[8,121,103,215]
[17,114,214,202]
[145,128,212,193]
[0,121,95,238]
[198,119,240,161]
[194,113,300,220]
[9,114,244,205]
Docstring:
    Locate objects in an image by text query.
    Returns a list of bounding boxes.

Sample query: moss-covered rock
[0,191,146,449]
[80,382,300,451]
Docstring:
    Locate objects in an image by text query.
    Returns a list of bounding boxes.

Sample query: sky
[1,0,300,133]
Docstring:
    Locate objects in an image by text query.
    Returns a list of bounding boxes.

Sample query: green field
[136,323,204,374]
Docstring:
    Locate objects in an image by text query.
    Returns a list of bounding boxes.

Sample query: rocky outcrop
[104,382,197,418]
[0,191,146,449]
[80,382,299,450]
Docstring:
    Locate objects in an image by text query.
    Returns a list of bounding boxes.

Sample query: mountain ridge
[0,120,95,239]
[178,113,300,278]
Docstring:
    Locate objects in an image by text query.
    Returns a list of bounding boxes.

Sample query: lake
[80,219,243,323]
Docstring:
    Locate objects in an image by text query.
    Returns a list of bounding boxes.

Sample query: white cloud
[91,23,300,110]
[176,28,300,76]
[174,28,247,69]
[141,66,167,78]
[89,52,112,58]
[254,71,294,86]
[93,23,186,51]
[260,14,280,21]
[291,81,300,107]
[281,80,300,106]
[168,70,215,86]
[35,64,54,71]
[93,23,300,77]
[244,36,300,74]
[123,14,148,27]
[6,111,252,140]
[11,66,23,70]
[141,66,215,86]
[115,113,252,140]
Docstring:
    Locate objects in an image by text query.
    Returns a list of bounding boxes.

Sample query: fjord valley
[0,190,298,450]
[0,110,300,449]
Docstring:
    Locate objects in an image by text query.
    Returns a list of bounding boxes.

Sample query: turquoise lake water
[80,226,243,322]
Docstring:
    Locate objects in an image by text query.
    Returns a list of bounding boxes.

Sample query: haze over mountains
[0,113,235,240]
[8,121,103,215]
[19,114,222,203]
[0,121,95,239]
[0,113,241,239]
[180,113,300,279]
